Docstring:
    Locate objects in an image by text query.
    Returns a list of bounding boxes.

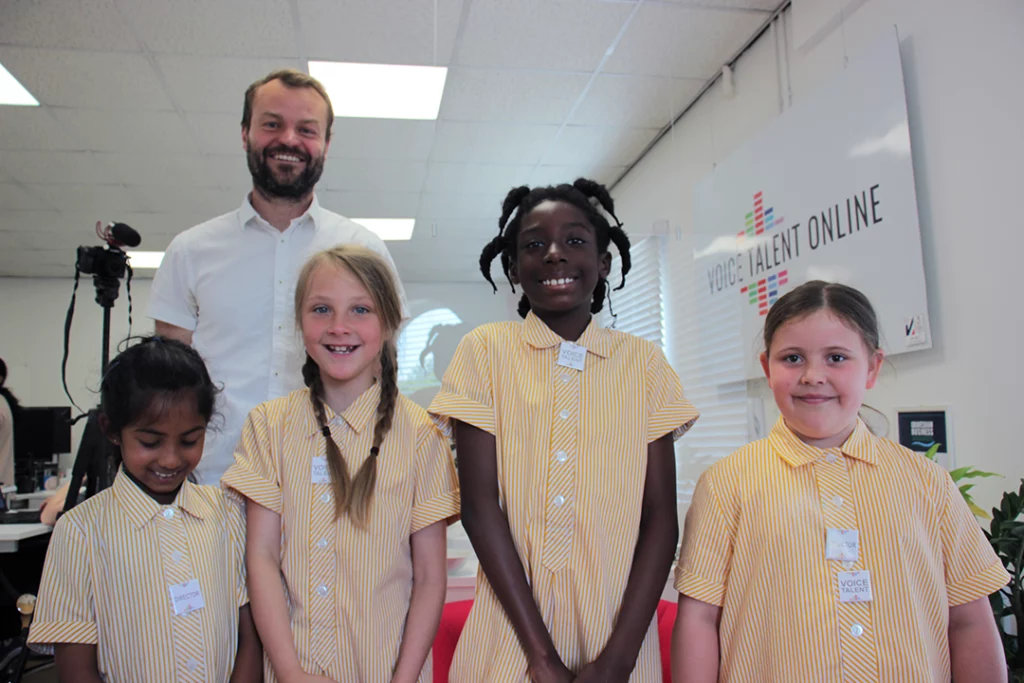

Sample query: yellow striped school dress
[28,468,248,682]
[222,384,459,683]
[430,312,698,682]
[676,417,1010,682]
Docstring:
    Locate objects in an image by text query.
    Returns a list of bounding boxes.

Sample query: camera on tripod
[76,244,128,279]
[75,222,141,308]
[59,220,144,517]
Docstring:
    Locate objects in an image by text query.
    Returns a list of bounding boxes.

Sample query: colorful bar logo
[740,270,788,316]
[737,190,785,244]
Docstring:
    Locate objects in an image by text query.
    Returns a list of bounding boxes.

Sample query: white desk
[8,490,54,511]
[0,524,51,553]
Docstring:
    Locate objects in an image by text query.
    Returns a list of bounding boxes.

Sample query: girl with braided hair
[224,245,459,683]
[431,179,700,682]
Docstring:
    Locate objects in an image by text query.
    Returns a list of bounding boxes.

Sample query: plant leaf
[969,500,992,519]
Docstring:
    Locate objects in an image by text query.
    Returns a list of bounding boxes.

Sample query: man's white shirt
[147,194,405,484]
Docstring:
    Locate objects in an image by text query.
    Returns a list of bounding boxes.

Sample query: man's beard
[247,143,325,200]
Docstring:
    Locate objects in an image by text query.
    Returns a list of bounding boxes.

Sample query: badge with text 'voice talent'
[557,341,587,371]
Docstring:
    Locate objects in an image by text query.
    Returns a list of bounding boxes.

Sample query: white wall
[613,0,1024,512]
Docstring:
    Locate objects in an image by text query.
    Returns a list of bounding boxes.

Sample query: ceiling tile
[429,121,558,164]
[0,183,50,211]
[604,3,768,78]
[204,154,253,189]
[321,159,427,193]
[457,0,633,71]
[118,0,298,58]
[157,55,301,114]
[439,68,590,125]
[544,125,657,166]
[91,153,218,187]
[0,249,79,277]
[408,217,495,240]
[299,0,463,65]
[423,163,533,196]
[125,185,237,215]
[417,192,502,221]
[55,108,201,154]
[0,107,79,151]
[329,119,437,161]
[0,48,173,110]
[0,0,141,51]
[570,74,703,127]
[118,211,221,241]
[663,0,781,10]
[318,191,421,218]
[528,164,627,188]
[183,112,245,155]
[25,183,144,215]
[0,151,96,185]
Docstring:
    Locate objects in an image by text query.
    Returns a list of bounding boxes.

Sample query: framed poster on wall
[691,31,931,379]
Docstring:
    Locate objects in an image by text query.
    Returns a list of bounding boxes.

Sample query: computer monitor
[16,406,72,462]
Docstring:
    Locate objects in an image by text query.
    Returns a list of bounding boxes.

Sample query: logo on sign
[737,192,790,316]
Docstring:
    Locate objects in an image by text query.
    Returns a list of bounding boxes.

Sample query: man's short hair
[241,69,335,143]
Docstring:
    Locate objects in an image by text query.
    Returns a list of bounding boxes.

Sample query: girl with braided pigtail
[224,245,459,683]
[431,179,700,682]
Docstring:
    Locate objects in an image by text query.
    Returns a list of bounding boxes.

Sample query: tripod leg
[62,411,108,514]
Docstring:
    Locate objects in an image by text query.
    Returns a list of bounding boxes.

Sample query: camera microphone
[107,222,141,248]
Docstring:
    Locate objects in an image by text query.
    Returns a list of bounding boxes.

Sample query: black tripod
[61,256,133,515]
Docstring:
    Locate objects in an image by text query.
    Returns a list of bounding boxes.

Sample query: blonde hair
[294,245,403,527]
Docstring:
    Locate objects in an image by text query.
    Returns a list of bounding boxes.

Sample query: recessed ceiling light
[308,61,447,120]
[354,219,415,241]
[0,63,39,106]
[126,251,165,269]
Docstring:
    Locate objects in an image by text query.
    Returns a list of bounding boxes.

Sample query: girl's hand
[283,674,337,683]
[528,654,575,683]
[573,655,632,683]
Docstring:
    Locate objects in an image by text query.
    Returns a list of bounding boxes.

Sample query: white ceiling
[0,0,781,281]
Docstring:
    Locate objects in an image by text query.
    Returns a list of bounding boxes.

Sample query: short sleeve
[224,488,249,607]
[147,231,199,331]
[221,406,282,514]
[674,468,735,606]
[428,329,495,436]
[410,421,461,533]
[27,515,97,653]
[940,472,1010,606]
[645,345,699,443]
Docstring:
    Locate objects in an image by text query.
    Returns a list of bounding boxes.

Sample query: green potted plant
[986,479,1024,682]
[921,443,999,518]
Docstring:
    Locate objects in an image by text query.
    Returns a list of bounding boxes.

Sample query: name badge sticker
[169,579,206,616]
[825,528,859,562]
[837,570,873,603]
[557,341,587,371]
[311,456,330,485]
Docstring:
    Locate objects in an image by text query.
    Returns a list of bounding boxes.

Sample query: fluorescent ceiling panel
[0,62,39,106]
[309,61,447,120]
[127,251,165,269]
[354,218,415,241]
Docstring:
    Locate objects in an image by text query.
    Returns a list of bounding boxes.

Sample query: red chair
[433,599,678,682]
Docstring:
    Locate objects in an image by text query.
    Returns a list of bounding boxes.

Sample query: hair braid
[479,234,506,293]
[608,227,631,289]
[590,278,608,314]
[304,354,351,519]
[348,340,397,528]
[517,294,531,318]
